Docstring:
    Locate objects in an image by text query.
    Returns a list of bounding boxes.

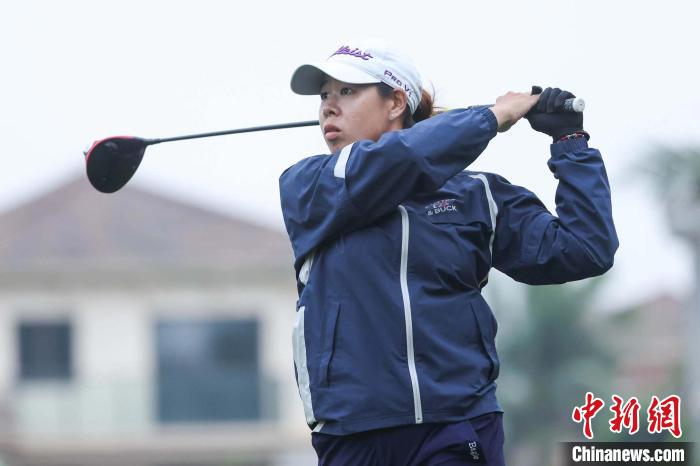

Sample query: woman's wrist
[488,105,514,132]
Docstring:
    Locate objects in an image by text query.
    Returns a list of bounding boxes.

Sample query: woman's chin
[327,140,346,153]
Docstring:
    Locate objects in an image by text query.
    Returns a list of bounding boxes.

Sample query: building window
[18,321,72,381]
[156,318,260,423]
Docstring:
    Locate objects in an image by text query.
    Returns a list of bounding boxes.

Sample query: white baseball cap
[290,39,423,114]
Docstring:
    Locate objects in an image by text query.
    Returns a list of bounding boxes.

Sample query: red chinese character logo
[609,394,640,434]
[572,391,605,439]
[647,395,682,438]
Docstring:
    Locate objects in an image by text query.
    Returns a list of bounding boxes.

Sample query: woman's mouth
[323,124,341,140]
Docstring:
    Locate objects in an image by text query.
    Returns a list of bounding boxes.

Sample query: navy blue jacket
[279,106,618,435]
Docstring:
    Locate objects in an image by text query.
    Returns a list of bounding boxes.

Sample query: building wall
[0,275,307,441]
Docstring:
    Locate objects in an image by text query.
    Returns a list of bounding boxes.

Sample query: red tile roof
[0,177,294,277]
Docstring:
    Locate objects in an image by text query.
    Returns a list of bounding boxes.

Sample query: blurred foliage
[633,144,700,201]
[497,277,616,465]
[633,142,699,465]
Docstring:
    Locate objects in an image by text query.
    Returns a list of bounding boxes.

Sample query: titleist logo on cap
[330,46,374,60]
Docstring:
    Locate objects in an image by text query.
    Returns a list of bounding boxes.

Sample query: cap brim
[291,62,381,95]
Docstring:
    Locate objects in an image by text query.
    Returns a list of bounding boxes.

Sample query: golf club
[84,120,319,193]
[84,87,584,194]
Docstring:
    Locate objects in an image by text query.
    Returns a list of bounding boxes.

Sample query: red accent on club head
[85,136,148,193]
[84,135,135,161]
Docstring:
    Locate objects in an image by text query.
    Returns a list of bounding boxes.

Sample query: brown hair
[376,82,440,128]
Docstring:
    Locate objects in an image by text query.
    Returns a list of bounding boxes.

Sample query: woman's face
[319,77,403,153]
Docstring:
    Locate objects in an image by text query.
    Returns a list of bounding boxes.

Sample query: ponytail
[409,89,435,126]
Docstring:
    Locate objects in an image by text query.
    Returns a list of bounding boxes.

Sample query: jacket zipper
[398,205,423,423]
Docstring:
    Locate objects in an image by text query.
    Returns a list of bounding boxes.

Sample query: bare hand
[489,91,540,133]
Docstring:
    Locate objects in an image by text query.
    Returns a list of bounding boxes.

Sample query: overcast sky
[2,0,699,311]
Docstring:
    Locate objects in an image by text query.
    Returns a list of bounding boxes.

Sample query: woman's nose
[321,98,339,118]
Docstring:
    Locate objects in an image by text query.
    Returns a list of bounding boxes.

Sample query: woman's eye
[320,91,328,100]
[340,87,353,95]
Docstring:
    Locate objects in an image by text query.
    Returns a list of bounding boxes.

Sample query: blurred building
[600,293,686,397]
[586,291,690,444]
[0,178,315,466]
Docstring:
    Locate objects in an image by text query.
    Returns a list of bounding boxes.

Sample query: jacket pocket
[469,298,500,382]
[318,302,340,387]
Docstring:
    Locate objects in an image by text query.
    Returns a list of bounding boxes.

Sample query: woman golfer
[279,39,618,466]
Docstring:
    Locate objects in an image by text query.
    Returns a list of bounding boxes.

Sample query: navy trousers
[311,411,505,466]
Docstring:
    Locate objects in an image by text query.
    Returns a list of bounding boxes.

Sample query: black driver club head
[84,136,148,193]
[83,119,319,193]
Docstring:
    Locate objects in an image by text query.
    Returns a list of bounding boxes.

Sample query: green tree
[637,145,700,204]
[496,277,615,465]
[635,144,700,457]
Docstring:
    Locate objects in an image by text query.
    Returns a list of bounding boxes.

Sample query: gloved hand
[526,87,584,141]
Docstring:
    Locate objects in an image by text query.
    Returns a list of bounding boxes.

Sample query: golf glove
[526,87,584,141]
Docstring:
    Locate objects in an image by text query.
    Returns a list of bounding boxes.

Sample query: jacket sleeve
[279,106,498,270]
[489,138,619,285]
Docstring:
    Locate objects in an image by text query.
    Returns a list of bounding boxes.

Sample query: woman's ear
[390,89,408,120]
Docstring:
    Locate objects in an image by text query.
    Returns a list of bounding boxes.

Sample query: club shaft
[146,120,320,145]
